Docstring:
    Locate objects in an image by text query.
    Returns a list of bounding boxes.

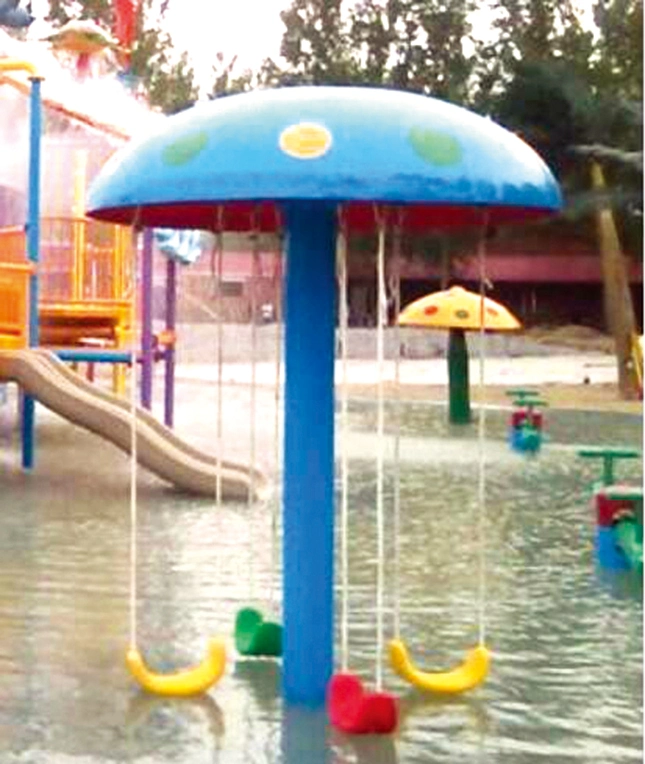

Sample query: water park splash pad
[0,29,263,499]
[0,52,640,757]
[0,393,640,761]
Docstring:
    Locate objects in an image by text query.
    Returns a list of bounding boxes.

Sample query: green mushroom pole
[448,327,471,424]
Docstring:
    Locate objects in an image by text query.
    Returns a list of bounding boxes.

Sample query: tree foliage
[592,0,642,99]
[278,0,356,85]
[469,0,596,110]
[480,0,642,396]
[262,0,476,103]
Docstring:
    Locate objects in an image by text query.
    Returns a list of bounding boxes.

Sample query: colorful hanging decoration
[154,228,209,266]
[43,19,121,79]
[113,0,139,69]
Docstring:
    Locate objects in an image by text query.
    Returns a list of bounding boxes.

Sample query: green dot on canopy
[409,127,463,166]
[163,131,209,166]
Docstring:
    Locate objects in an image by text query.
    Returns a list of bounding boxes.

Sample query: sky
[161,0,290,87]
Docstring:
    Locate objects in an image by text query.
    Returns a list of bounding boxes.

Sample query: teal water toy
[578,447,642,572]
[506,389,547,454]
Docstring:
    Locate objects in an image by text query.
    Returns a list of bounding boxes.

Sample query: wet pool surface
[0,388,641,763]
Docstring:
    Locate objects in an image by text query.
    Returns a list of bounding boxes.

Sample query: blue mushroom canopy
[87,86,561,232]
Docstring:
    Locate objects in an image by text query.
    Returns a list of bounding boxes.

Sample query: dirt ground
[346,380,643,415]
[522,324,619,354]
[173,321,643,415]
[341,324,643,414]
[341,320,643,414]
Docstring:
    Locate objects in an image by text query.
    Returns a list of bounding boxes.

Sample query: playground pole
[164,257,177,428]
[22,72,43,469]
[282,202,336,706]
[140,228,154,410]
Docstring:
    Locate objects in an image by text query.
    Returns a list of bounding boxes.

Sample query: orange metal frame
[0,261,34,349]
[0,216,132,379]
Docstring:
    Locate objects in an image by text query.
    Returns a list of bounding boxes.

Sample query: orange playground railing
[0,225,27,264]
[0,261,33,349]
[0,217,132,304]
[38,216,132,304]
[0,217,133,364]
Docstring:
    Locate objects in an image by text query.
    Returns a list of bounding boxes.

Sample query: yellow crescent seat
[126,638,227,697]
[389,639,490,695]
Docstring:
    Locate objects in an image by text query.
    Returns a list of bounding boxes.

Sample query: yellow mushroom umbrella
[398,285,521,423]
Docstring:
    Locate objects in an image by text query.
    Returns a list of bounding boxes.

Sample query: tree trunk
[590,160,640,399]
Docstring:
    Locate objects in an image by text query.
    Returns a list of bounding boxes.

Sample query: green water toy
[506,388,541,401]
[577,446,641,487]
[234,607,283,657]
[613,517,643,571]
[578,448,642,572]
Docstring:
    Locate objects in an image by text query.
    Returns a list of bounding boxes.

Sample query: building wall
[150,233,642,330]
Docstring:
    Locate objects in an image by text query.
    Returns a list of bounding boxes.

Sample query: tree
[349,0,476,101]
[466,0,642,399]
[130,25,199,113]
[592,0,642,100]
[469,0,596,111]
[265,0,476,102]
[206,54,257,100]
[275,0,358,85]
[46,0,199,113]
[493,57,642,398]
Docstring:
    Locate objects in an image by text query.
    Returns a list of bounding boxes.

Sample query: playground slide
[0,349,266,501]
[32,350,260,480]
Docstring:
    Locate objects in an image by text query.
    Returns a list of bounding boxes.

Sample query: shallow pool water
[0,391,641,763]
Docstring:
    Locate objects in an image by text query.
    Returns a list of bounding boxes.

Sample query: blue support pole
[140,228,154,410]
[281,707,330,764]
[21,74,42,470]
[164,257,177,428]
[282,202,337,706]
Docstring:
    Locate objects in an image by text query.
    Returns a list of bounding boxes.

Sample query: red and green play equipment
[578,446,642,572]
[506,388,547,454]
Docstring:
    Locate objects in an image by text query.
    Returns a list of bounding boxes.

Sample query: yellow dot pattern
[279,122,332,160]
